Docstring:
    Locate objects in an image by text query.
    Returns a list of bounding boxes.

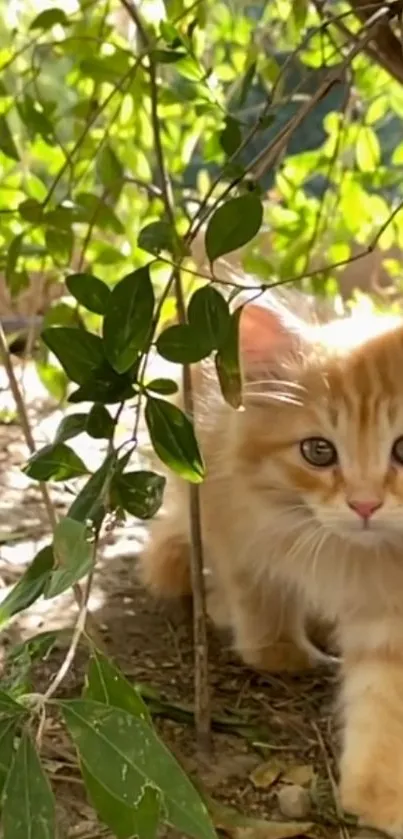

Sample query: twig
[312,720,350,839]
[119,0,211,752]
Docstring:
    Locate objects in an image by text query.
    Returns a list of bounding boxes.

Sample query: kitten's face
[242,314,403,547]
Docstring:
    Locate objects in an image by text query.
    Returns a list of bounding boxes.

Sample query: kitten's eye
[300,437,337,468]
[392,436,403,464]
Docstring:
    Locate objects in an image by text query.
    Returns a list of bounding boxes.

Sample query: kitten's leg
[138,513,191,598]
[339,619,403,835]
[227,577,318,672]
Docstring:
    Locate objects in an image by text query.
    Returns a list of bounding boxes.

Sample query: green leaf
[46,517,93,600]
[36,360,68,402]
[0,691,26,717]
[61,699,216,839]
[0,718,18,795]
[2,731,55,839]
[68,453,116,524]
[146,378,178,396]
[82,764,160,839]
[0,115,19,161]
[6,234,23,284]
[205,194,263,262]
[55,413,87,444]
[86,404,115,439]
[145,397,204,483]
[215,307,242,409]
[42,326,104,384]
[85,649,150,722]
[156,324,210,363]
[66,273,111,315]
[29,7,69,29]
[23,443,88,481]
[138,221,185,257]
[356,126,381,173]
[45,226,73,264]
[112,471,165,519]
[68,362,134,404]
[188,286,230,351]
[219,117,242,156]
[18,198,43,223]
[103,266,155,373]
[0,546,53,626]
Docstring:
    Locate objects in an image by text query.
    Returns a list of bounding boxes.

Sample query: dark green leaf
[138,221,187,257]
[0,718,18,795]
[82,764,160,839]
[66,273,111,315]
[0,546,53,626]
[2,732,55,839]
[188,286,230,351]
[205,194,263,262]
[18,198,43,223]
[215,308,242,408]
[85,649,150,722]
[86,404,115,439]
[23,443,88,481]
[42,326,104,384]
[145,397,204,483]
[146,378,178,396]
[29,7,69,29]
[46,517,93,599]
[45,226,73,264]
[112,471,165,519]
[219,117,242,156]
[68,362,134,404]
[103,266,155,373]
[55,413,87,444]
[61,700,216,839]
[153,48,187,62]
[68,453,116,524]
[6,234,23,284]
[3,632,59,698]
[237,61,256,108]
[0,115,19,161]
[156,324,210,363]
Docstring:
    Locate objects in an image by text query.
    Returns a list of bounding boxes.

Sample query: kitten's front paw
[240,640,315,673]
[340,761,403,838]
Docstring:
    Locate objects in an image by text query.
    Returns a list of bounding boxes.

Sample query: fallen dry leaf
[282,765,315,787]
[209,797,313,839]
[250,759,284,788]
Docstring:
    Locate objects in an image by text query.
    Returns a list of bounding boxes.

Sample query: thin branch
[119,0,211,752]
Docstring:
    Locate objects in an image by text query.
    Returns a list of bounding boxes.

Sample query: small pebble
[277,784,311,819]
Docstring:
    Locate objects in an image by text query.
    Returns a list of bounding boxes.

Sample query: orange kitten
[140,293,403,835]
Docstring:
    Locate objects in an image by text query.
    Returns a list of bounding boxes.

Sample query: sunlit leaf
[46,517,93,599]
[23,443,88,481]
[145,397,204,482]
[205,194,263,262]
[103,266,155,373]
[0,546,53,625]
[61,699,216,839]
[356,126,381,173]
[66,273,111,315]
[3,732,56,839]
[112,470,165,519]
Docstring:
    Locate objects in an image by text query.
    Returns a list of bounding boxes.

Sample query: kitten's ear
[239,301,303,376]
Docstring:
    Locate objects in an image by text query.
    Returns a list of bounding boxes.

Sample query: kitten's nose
[347,499,382,520]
